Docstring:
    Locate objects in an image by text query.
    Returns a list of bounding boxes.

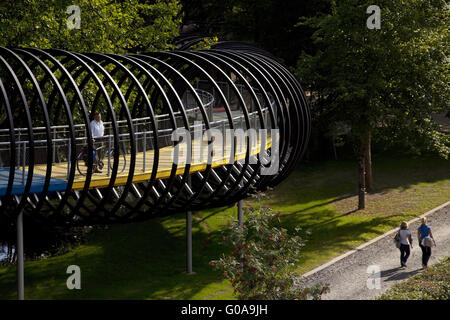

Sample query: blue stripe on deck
[0,168,68,196]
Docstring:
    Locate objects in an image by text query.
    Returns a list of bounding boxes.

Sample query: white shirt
[399,229,411,245]
[90,120,104,138]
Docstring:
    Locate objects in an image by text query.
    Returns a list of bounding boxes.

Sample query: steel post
[17,210,24,300]
[238,199,244,226]
[186,210,193,274]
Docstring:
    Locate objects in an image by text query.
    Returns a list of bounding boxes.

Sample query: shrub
[210,192,329,300]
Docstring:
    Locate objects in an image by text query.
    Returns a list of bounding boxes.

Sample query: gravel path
[296,203,450,300]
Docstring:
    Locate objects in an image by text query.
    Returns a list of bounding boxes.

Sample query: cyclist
[90,111,104,173]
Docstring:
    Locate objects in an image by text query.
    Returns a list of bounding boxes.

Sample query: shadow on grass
[0,209,233,300]
[273,156,450,207]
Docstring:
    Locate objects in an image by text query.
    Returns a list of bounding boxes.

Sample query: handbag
[394,231,401,248]
[422,236,433,247]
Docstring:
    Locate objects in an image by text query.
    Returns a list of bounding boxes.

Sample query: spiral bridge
[0,42,310,226]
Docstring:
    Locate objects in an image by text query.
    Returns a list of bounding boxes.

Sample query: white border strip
[301,200,450,279]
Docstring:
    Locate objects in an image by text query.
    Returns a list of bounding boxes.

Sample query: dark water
[0,244,7,261]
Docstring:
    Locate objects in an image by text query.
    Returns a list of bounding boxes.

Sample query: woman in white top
[398,221,413,268]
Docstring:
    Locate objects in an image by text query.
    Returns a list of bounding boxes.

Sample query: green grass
[377,256,450,300]
[0,155,449,299]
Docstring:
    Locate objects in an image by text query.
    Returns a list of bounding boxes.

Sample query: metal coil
[0,42,310,225]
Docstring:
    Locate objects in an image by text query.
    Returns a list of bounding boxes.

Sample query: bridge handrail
[0,108,270,147]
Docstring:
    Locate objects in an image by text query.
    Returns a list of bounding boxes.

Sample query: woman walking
[417,217,436,268]
[398,221,413,268]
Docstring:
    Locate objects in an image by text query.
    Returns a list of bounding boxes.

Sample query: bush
[210,192,329,300]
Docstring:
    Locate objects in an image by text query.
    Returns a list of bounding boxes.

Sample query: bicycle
[76,142,127,176]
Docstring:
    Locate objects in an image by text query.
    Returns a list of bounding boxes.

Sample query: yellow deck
[29,136,272,190]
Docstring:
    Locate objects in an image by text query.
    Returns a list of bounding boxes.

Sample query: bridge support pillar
[186,210,193,275]
[238,199,244,226]
[17,210,24,300]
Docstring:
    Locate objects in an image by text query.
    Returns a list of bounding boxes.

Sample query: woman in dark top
[417,217,436,268]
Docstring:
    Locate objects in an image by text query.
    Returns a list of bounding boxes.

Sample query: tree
[210,192,329,300]
[296,0,449,209]
[0,0,182,53]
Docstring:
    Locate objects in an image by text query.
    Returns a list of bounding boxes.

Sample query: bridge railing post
[17,131,20,169]
[108,132,111,176]
[143,130,146,172]
[222,120,225,159]
[21,141,26,185]
[67,138,71,179]
[53,127,56,163]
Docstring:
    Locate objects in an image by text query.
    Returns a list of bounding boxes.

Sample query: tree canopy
[0,0,182,53]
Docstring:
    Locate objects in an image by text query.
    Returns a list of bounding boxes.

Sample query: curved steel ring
[0,42,310,226]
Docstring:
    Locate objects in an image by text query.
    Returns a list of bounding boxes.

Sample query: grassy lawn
[377,256,450,300]
[0,155,449,299]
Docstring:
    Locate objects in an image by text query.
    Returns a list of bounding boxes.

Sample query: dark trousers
[419,244,432,266]
[400,244,410,264]
[93,141,104,168]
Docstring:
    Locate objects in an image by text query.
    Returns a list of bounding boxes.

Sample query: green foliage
[0,0,182,53]
[189,36,219,51]
[210,192,329,300]
[296,0,450,158]
[378,256,450,300]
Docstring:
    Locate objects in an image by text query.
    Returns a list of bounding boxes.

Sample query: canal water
[0,244,8,261]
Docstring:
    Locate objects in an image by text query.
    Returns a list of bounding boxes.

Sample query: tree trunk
[362,131,374,192]
[332,138,338,160]
[358,154,365,210]
[7,243,12,264]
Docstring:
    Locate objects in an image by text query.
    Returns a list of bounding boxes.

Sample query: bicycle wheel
[76,149,97,176]
[55,145,68,164]
[101,148,127,174]
[76,150,87,176]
